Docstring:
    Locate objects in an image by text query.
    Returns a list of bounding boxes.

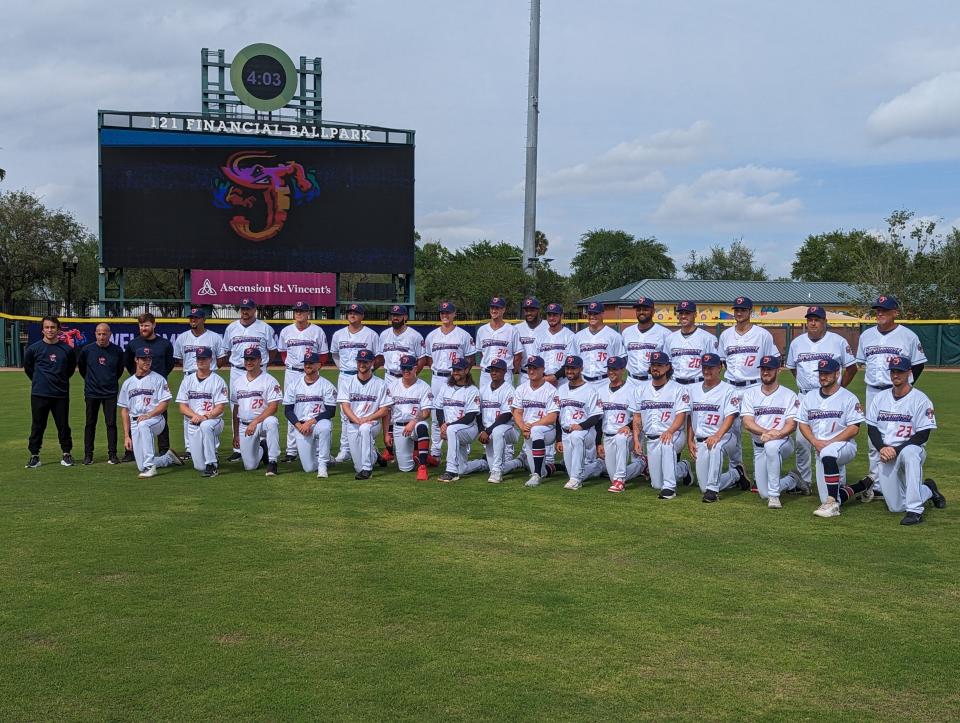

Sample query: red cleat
[426,455,440,468]
[381,448,395,462]
[416,465,428,481]
[608,479,625,493]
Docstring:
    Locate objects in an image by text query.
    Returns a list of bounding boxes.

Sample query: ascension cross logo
[197,278,218,296]
[212,151,320,241]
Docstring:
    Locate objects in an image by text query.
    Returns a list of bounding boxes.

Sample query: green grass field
[1,368,957,720]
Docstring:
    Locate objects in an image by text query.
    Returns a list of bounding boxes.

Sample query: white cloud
[416,208,494,244]
[653,164,802,226]
[867,71,960,143]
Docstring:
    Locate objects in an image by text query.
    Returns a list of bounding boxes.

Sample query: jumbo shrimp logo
[58,327,86,348]
[212,151,320,242]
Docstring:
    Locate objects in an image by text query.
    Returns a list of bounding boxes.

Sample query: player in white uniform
[665,300,718,386]
[423,301,476,461]
[740,355,804,508]
[278,300,330,463]
[337,349,392,479]
[175,346,228,477]
[556,355,605,490]
[686,354,749,502]
[512,356,560,487]
[282,350,337,477]
[622,296,670,385]
[478,359,524,483]
[598,357,648,493]
[569,301,625,390]
[797,358,868,518]
[630,352,692,499]
[514,297,547,384]
[379,304,426,379]
[865,355,945,525]
[475,296,522,388]
[537,303,575,387]
[785,305,857,490]
[436,358,488,482]
[384,354,433,481]
[222,298,278,462]
[330,303,381,463]
[173,307,226,462]
[118,347,183,478]
[230,347,282,475]
[855,294,928,492]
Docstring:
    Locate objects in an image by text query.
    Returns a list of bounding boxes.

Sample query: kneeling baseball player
[512,356,560,487]
[384,354,433,481]
[478,359,524,483]
[176,346,228,477]
[556,355,604,490]
[598,356,648,493]
[437,358,488,482]
[231,347,282,476]
[283,350,337,478]
[338,349,392,479]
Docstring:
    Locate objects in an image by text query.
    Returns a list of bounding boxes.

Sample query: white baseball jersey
[866,387,937,446]
[511,381,560,424]
[536,326,576,376]
[785,331,856,392]
[570,326,626,380]
[475,322,520,369]
[665,328,719,381]
[688,381,739,439]
[173,329,225,372]
[175,371,228,415]
[337,374,391,417]
[514,320,548,360]
[222,319,277,368]
[630,380,691,436]
[387,377,433,424]
[856,325,927,387]
[479,380,516,428]
[719,325,777,383]
[740,384,800,442]
[622,323,671,377]
[424,327,476,374]
[436,383,481,424]
[797,387,865,440]
[598,379,639,435]
[557,382,602,430]
[278,323,329,370]
[118,371,172,417]
[230,371,283,421]
[330,326,380,373]
[282,375,337,422]
[379,327,426,375]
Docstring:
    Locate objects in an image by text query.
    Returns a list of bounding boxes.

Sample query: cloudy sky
[3,0,960,277]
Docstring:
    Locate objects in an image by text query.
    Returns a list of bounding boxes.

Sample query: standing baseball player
[337,348,392,479]
[330,303,381,464]
[514,297,547,383]
[478,358,524,483]
[664,300,718,387]
[569,301,625,390]
[222,298,278,463]
[866,356,945,525]
[278,300,330,463]
[436,358,488,482]
[785,305,857,492]
[855,294,928,494]
[556,355,605,490]
[630,351,692,499]
[77,322,124,465]
[511,356,560,487]
[230,347,282,477]
[24,316,77,468]
[622,296,671,385]
[797,358,869,518]
[118,347,183,478]
[282,350,337,478]
[384,354,433,481]
[537,302,575,386]
[123,312,176,463]
[475,296,521,388]
[598,356,647,493]
[379,304,426,378]
[175,346,228,477]
[173,307,225,461]
[741,355,806,508]
[423,301,476,462]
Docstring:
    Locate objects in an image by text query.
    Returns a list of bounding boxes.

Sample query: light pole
[522,0,541,278]
[62,254,79,317]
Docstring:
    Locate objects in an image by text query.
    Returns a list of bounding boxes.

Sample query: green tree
[683,240,768,281]
[791,229,886,282]
[570,229,676,297]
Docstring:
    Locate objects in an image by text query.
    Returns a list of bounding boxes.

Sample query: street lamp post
[62,255,79,317]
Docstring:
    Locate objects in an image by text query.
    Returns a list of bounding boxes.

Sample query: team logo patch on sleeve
[927,407,935,419]
[681,393,690,403]
[855,402,863,414]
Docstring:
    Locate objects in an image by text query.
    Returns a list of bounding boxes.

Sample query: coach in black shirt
[122,312,176,461]
[23,316,77,468]
[78,322,124,465]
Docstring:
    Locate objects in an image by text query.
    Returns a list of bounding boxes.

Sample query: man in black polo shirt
[78,322,125,464]
[122,312,176,462]
[23,315,77,468]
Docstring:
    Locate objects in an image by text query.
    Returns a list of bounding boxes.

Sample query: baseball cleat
[768,496,782,509]
[376,452,389,468]
[265,461,278,477]
[283,454,298,464]
[657,488,677,500]
[381,448,395,463]
[334,451,351,464]
[82,454,94,466]
[182,451,192,461]
[107,455,121,465]
[25,455,41,469]
[201,464,219,478]
[900,511,924,526]
[166,449,184,466]
[426,455,440,467]
[227,452,242,463]
[735,464,751,491]
[138,466,157,479]
[121,450,136,463]
[787,471,810,496]
[355,469,372,480]
[487,471,502,484]
[61,453,74,467]
[681,467,694,486]
[860,487,875,503]
[438,471,459,482]
[416,465,429,481]
[924,479,946,509]
[607,479,625,493]
[563,478,582,490]
[316,465,328,479]
[813,497,840,518]
[524,473,541,488]
[702,489,719,503]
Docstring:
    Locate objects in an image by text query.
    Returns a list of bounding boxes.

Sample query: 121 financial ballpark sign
[192,269,336,306]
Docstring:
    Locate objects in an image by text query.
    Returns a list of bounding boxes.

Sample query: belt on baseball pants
[584,374,603,382]
[341,370,357,375]
[433,370,451,377]
[233,364,246,370]
[287,366,304,372]
[869,383,893,391]
[388,371,403,378]
[696,436,710,443]
[675,377,703,385]
[239,419,254,425]
[729,379,758,387]
[184,370,196,376]
[646,434,663,440]
[630,373,650,381]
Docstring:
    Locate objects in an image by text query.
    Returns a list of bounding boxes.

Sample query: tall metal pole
[522,0,541,278]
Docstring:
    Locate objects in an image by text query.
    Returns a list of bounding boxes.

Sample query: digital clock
[230,43,298,112]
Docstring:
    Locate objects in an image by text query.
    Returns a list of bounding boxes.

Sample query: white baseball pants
[752,437,797,499]
[694,432,739,494]
[484,425,522,476]
[444,422,488,475]
[644,432,689,491]
[562,429,603,482]
[878,445,933,514]
[346,420,381,473]
[130,416,174,472]
[602,433,646,482]
[284,368,305,457]
[814,440,857,503]
[185,418,223,470]
[292,419,332,473]
[239,416,280,471]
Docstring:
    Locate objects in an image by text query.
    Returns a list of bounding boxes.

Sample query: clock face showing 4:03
[230,43,298,111]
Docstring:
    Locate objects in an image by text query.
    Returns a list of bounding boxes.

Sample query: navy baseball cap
[633,296,655,309]
[758,355,781,369]
[238,298,256,309]
[524,355,545,369]
[586,301,604,315]
[649,351,672,365]
[564,354,584,368]
[521,297,541,309]
[545,302,564,315]
[872,295,899,310]
[805,305,827,319]
[399,354,417,369]
[451,357,471,370]
[195,346,213,360]
[701,353,723,368]
[356,349,376,363]
[188,307,206,318]
[389,304,408,316]
[675,300,697,313]
[732,296,753,310]
[135,347,153,359]
[888,355,912,372]
[293,301,311,312]
[485,358,508,372]
[438,301,456,313]
[489,296,506,308]
[606,356,627,370]
[242,347,260,360]
[302,350,323,364]
[345,303,365,315]
[817,357,841,373]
